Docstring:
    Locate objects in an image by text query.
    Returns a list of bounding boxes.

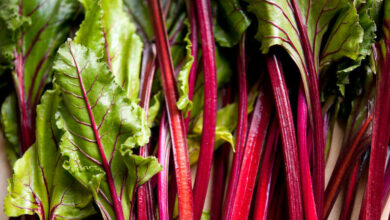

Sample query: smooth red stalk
[209,87,231,220]
[340,155,366,220]
[289,0,325,216]
[253,118,279,220]
[147,0,193,218]
[266,54,303,220]
[222,34,248,220]
[193,0,218,219]
[324,112,373,218]
[230,84,273,219]
[158,111,171,220]
[361,21,390,220]
[297,84,318,220]
[184,0,198,130]
[210,144,229,220]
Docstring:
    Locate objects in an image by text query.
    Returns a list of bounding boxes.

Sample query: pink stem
[157,111,171,220]
[253,118,279,220]
[230,84,273,219]
[266,54,303,220]
[222,34,248,220]
[147,0,194,218]
[193,0,218,219]
[297,84,318,220]
[184,0,198,131]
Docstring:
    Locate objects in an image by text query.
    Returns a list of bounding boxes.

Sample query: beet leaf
[4,89,95,219]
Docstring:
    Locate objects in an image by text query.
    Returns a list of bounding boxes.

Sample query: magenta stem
[222,34,248,220]
[253,118,279,220]
[193,0,218,219]
[297,84,318,220]
[266,54,303,220]
[184,0,198,131]
[157,111,171,220]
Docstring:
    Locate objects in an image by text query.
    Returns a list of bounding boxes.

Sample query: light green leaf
[122,152,162,186]
[245,0,364,79]
[148,91,163,127]
[335,0,379,95]
[188,103,237,164]
[54,40,151,220]
[75,0,105,58]
[0,0,78,120]
[76,0,143,100]
[173,21,194,116]
[320,5,363,67]
[213,0,251,47]
[4,89,95,219]
[100,0,143,101]
[1,94,19,165]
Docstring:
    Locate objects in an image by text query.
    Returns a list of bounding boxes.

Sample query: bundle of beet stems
[1,0,390,219]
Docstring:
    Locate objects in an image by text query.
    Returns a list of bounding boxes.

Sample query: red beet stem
[157,111,171,220]
[148,0,194,218]
[361,20,390,220]
[222,34,248,220]
[193,0,218,219]
[230,83,273,219]
[253,118,279,220]
[184,0,199,131]
[297,84,318,220]
[266,54,303,220]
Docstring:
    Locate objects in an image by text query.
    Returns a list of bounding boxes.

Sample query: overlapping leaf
[76,0,143,101]
[213,0,251,47]
[54,39,159,219]
[244,0,364,76]
[171,21,194,117]
[1,94,19,165]
[188,103,237,164]
[0,0,78,146]
[4,89,95,220]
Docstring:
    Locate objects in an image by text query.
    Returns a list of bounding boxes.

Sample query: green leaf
[100,0,143,101]
[1,94,19,165]
[124,0,154,40]
[76,0,143,100]
[122,152,162,186]
[320,5,363,67]
[147,91,163,127]
[54,40,153,219]
[213,0,251,47]
[173,21,194,116]
[75,0,105,58]
[4,89,95,219]
[0,0,78,117]
[335,0,379,95]
[188,103,238,164]
[245,0,364,76]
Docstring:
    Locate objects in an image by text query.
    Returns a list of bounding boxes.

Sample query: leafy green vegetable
[172,21,194,116]
[1,94,19,165]
[0,0,78,152]
[54,38,160,219]
[76,0,143,101]
[213,0,251,47]
[4,89,95,219]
